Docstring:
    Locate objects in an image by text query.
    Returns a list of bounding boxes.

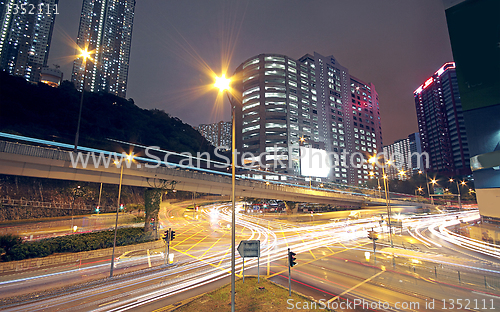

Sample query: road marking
[267,242,370,279]
[472,291,500,299]
[199,232,226,259]
[147,249,151,267]
[267,221,270,276]
[170,246,231,274]
[327,269,385,303]
[98,299,119,307]
[172,228,205,248]
[185,232,211,252]
[279,224,289,248]
[217,249,230,267]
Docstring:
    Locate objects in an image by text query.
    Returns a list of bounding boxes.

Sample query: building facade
[233,52,383,185]
[383,132,424,180]
[0,0,59,82]
[197,121,231,148]
[71,0,135,98]
[414,62,470,177]
[445,0,500,221]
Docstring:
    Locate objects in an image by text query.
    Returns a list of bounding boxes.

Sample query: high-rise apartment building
[233,52,383,185]
[197,121,231,148]
[0,0,59,82]
[414,62,470,177]
[71,0,135,98]
[383,132,424,180]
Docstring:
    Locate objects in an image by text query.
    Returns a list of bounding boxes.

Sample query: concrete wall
[0,239,164,273]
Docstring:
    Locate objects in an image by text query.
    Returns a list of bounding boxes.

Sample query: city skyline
[46,0,453,145]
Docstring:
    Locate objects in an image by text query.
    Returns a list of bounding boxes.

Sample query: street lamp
[430,179,437,205]
[73,48,93,153]
[449,178,464,210]
[110,154,134,278]
[214,74,237,312]
[369,155,393,247]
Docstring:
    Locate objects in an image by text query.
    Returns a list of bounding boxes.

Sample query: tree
[144,179,177,233]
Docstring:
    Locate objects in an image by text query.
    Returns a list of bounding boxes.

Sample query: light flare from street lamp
[214,74,231,92]
[431,179,437,184]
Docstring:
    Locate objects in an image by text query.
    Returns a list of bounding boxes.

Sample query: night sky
[47,0,453,146]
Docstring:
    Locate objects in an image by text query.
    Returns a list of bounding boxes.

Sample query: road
[1,203,499,311]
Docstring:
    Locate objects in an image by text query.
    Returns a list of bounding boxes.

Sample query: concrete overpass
[0,140,422,207]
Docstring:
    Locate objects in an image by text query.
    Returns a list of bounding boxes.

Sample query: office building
[444,0,500,221]
[0,0,59,82]
[383,132,424,180]
[197,121,232,148]
[233,52,383,185]
[414,62,470,177]
[71,0,135,98]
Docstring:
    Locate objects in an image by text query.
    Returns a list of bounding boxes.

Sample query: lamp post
[214,74,237,312]
[73,48,93,153]
[430,179,437,205]
[450,178,465,211]
[369,155,393,247]
[419,170,432,204]
[298,136,311,189]
[110,154,133,278]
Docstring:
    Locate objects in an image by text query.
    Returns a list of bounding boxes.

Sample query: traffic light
[162,232,169,242]
[288,249,297,267]
[120,204,124,211]
[368,229,378,241]
[95,206,100,213]
[195,206,199,212]
[150,218,155,226]
[170,230,176,241]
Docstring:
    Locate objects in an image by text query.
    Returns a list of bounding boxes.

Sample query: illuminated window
[265,56,285,62]
[243,58,259,69]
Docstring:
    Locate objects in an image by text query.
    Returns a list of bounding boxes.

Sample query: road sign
[435,187,444,195]
[237,240,260,258]
[237,240,261,284]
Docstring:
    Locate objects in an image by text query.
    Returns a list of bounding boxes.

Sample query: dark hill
[0,72,214,156]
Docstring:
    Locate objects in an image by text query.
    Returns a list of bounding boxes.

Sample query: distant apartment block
[197,121,232,148]
[414,62,470,177]
[0,0,59,82]
[233,52,383,185]
[72,0,135,98]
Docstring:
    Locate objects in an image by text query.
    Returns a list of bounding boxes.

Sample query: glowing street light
[73,47,94,153]
[110,153,134,277]
[214,74,230,92]
[449,178,464,210]
[214,74,237,312]
[368,154,393,247]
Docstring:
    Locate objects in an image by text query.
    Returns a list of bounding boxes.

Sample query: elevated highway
[0,139,424,207]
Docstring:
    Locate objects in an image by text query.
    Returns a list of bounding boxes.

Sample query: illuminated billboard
[300,147,331,178]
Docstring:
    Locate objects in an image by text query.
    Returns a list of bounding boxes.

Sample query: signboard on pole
[237,240,260,258]
[237,240,261,283]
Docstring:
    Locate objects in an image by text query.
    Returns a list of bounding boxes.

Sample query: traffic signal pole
[164,228,170,265]
[288,248,291,296]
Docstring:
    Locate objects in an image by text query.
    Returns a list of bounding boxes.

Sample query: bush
[0,228,155,262]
